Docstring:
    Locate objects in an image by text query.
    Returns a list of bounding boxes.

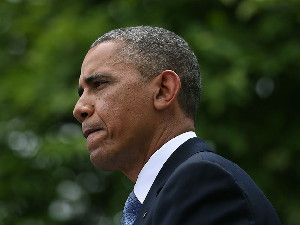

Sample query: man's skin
[73,41,194,181]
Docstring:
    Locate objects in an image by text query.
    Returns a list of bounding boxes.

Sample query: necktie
[121,191,142,225]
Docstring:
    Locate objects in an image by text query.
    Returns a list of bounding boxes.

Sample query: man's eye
[93,80,108,88]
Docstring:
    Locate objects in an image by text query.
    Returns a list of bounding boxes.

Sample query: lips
[83,127,102,139]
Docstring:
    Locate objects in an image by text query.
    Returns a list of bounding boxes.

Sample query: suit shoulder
[178,151,253,188]
[161,151,281,224]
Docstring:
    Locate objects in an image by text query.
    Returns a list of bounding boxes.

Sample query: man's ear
[153,70,181,111]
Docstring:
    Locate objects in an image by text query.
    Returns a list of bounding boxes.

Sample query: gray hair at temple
[91,26,201,120]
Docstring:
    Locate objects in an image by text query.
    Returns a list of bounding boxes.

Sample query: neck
[124,114,195,182]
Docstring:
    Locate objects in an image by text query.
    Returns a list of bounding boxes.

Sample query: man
[73,26,281,225]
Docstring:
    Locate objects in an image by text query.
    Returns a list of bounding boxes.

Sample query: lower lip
[86,130,106,150]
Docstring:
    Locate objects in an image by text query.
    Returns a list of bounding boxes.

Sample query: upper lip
[82,126,102,138]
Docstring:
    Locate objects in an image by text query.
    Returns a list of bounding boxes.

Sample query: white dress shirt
[134,131,197,203]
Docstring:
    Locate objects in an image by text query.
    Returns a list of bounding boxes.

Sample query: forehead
[80,41,123,77]
[78,41,146,91]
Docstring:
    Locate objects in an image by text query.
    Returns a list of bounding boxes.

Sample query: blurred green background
[0,0,299,224]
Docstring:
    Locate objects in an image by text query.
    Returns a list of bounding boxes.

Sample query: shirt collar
[134,131,197,203]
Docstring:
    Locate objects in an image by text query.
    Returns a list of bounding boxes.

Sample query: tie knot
[121,191,142,225]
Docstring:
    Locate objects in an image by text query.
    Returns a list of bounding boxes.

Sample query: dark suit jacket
[134,138,281,225]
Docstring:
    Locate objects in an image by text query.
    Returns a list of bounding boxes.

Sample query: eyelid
[93,79,109,87]
[94,78,108,83]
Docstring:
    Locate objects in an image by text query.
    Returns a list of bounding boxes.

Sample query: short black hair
[92,26,201,120]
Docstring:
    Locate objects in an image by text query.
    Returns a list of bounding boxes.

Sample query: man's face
[73,41,156,175]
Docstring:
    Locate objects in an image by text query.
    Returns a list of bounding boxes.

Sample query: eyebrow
[77,73,111,96]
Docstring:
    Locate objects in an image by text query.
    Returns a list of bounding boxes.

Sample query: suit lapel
[134,137,212,224]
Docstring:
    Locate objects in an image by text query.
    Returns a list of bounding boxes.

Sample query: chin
[89,150,118,171]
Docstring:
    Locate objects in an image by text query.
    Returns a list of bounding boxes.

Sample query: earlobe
[153,70,181,111]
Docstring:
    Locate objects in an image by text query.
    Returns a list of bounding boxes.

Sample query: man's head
[91,26,201,119]
[73,26,201,180]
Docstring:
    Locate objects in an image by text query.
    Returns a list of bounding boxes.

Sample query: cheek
[95,87,151,131]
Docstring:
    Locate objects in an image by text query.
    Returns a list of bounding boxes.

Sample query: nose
[73,100,94,123]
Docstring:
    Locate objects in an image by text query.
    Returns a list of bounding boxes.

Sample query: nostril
[81,112,88,118]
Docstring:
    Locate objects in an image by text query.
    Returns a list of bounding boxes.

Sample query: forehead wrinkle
[81,43,121,71]
[81,54,125,80]
[79,41,145,89]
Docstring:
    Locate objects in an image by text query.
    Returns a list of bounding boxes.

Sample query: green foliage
[0,0,299,224]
